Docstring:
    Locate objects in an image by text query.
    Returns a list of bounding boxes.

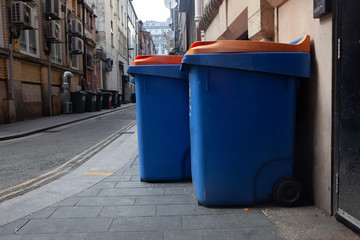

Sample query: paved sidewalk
[0,103,136,141]
[0,119,359,239]
[0,129,285,240]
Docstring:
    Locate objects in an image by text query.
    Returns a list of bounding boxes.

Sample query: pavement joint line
[0,119,137,200]
[0,105,136,141]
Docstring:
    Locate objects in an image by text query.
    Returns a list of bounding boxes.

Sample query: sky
[132,0,171,22]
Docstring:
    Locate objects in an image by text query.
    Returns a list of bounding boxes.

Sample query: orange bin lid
[186,35,310,54]
[132,55,184,65]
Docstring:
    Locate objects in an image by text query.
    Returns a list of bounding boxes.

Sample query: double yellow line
[0,120,137,201]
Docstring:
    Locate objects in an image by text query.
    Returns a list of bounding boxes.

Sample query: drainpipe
[9,38,15,100]
[82,0,87,89]
[194,0,202,28]
[194,0,202,41]
[48,53,52,116]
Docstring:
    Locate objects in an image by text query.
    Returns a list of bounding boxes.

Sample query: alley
[0,107,136,202]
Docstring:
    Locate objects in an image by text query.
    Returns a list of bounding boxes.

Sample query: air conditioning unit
[11,1,36,29]
[47,21,60,41]
[45,0,61,19]
[71,19,82,36]
[71,37,83,53]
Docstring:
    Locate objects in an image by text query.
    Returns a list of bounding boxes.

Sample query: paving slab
[99,205,156,217]
[182,215,239,230]
[202,228,286,240]
[0,233,87,240]
[50,206,103,218]
[75,196,135,207]
[156,204,213,216]
[18,218,113,234]
[110,216,182,231]
[85,231,163,240]
[135,194,195,205]
[164,230,202,240]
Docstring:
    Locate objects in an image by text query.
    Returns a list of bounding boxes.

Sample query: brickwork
[0,0,89,122]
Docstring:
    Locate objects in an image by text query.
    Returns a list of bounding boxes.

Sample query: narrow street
[0,107,136,202]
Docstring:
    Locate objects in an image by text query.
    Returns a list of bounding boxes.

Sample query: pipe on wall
[194,0,202,27]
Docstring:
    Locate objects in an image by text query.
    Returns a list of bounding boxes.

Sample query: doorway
[333,0,360,233]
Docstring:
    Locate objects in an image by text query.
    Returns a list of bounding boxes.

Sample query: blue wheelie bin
[127,55,191,181]
[181,36,311,207]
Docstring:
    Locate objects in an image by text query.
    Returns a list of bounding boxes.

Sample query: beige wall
[202,0,333,214]
[278,0,332,213]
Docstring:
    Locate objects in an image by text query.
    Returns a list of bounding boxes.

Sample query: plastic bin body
[127,56,191,181]
[102,92,112,109]
[85,91,96,112]
[182,51,311,206]
[101,90,118,108]
[95,92,103,111]
[71,91,86,113]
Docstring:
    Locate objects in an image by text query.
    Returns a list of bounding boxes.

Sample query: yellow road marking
[0,172,63,200]
[0,119,136,199]
[83,172,114,176]
[90,168,120,171]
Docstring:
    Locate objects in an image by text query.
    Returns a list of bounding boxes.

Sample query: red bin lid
[186,35,310,54]
[132,55,184,65]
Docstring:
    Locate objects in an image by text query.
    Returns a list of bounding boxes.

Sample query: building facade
[124,0,137,102]
[176,0,360,232]
[87,0,130,101]
[138,21,156,56]
[0,0,97,123]
[143,21,170,55]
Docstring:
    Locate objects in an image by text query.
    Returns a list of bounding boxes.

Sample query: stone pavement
[0,116,359,239]
[0,154,285,240]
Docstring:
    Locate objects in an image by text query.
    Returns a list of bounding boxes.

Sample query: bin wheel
[273,177,302,207]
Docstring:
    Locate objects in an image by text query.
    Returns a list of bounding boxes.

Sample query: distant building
[143,21,171,55]
[138,21,156,55]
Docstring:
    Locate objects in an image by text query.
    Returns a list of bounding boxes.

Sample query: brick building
[0,0,97,123]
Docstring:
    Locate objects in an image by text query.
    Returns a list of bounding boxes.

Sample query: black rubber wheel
[273,177,303,207]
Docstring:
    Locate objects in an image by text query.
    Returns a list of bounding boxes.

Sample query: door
[334,0,360,232]
[87,70,93,91]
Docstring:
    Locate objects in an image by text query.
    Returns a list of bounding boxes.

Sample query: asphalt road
[0,107,136,201]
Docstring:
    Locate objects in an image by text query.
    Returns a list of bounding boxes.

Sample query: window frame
[50,21,62,64]
[19,3,39,58]
[72,54,80,70]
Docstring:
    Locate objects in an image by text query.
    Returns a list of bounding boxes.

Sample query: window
[72,55,79,69]
[122,6,125,25]
[111,21,114,47]
[118,28,121,52]
[86,54,93,68]
[20,29,39,57]
[19,4,39,57]
[50,23,62,64]
[117,0,120,19]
